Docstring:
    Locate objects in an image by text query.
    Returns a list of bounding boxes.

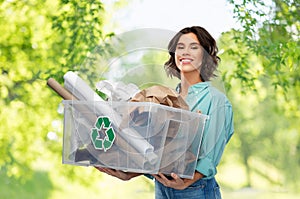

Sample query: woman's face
[175,33,203,74]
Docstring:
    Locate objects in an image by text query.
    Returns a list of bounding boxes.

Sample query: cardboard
[130,85,189,110]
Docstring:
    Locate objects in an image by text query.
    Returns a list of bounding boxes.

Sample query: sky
[106,0,239,39]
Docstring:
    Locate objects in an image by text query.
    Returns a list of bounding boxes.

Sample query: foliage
[0,0,117,185]
[226,0,299,92]
[0,0,299,196]
[0,0,61,180]
[219,0,300,191]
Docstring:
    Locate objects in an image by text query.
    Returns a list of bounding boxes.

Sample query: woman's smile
[180,58,193,65]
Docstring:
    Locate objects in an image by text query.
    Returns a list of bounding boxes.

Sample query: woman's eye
[177,45,184,50]
[191,45,199,49]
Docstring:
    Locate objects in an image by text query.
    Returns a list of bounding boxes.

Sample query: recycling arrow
[91,116,116,152]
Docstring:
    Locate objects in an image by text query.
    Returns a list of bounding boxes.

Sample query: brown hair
[164,26,220,81]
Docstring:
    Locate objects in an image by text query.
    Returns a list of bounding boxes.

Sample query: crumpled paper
[130,85,189,110]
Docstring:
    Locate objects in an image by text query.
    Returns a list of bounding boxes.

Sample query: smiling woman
[96,26,234,199]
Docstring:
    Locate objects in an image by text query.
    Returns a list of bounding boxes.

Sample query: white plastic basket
[62,100,207,179]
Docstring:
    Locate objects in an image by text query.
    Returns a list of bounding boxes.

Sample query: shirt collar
[188,81,210,94]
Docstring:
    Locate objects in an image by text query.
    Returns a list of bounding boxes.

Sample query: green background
[0,0,299,198]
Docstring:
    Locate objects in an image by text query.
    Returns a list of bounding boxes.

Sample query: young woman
[96,26,234,199]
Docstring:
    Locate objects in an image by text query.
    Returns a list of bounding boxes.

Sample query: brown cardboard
[130,85,189,110]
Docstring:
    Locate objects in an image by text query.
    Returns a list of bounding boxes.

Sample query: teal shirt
[184,82,234,179]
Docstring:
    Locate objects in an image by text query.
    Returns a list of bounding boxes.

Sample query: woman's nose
[182,51,190,56]
[180,48,190,56]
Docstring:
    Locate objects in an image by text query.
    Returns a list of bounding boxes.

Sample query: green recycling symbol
[90,116,116,152]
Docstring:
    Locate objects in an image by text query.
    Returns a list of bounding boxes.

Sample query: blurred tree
[0,0,62,180]
[226,0,299,92]
[219,0,300,191]
[1,0,299,195]
[0,0,121,186]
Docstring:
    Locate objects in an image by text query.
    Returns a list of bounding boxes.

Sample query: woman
[96,26,234,199]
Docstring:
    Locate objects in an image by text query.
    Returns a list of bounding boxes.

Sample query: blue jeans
[155,177,222,199]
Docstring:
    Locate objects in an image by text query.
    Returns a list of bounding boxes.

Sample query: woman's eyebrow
[190,42,201,45]
[177,42,200,45]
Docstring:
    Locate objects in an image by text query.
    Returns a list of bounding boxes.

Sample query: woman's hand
[95,167,141,181]
[152,171,204,190]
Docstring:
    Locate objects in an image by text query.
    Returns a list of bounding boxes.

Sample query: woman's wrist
[182,171,204,188]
